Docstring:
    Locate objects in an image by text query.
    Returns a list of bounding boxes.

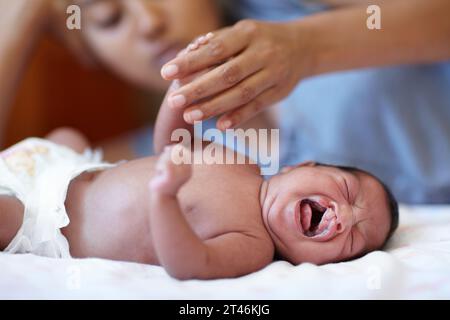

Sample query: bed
[1,204,449,299]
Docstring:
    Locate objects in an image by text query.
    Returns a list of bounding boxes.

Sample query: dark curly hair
[317,163,399,249]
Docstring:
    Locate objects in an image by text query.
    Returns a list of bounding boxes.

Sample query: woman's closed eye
[97,10,123,28]
[87,1,124,29]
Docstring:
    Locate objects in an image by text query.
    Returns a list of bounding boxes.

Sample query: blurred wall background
[4,35,161,148]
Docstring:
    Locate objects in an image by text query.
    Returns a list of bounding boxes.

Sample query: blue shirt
[224,0,450,203]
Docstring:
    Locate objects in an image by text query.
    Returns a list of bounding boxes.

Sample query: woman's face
[76,0,222,90]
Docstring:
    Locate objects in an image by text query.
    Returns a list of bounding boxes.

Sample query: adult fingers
[167,50,263,109]
[160,25,251,80]
[216,86,280,130]
[182,69,276,124]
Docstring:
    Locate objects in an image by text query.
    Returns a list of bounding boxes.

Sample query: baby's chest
[177,177,261,240]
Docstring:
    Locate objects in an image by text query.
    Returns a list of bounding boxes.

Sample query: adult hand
[160,20,313,130]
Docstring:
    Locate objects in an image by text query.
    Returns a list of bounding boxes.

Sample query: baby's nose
[336,220,344,234]
[335,207,353,234]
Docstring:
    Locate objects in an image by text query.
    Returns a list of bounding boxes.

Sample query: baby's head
[261,162,399,265]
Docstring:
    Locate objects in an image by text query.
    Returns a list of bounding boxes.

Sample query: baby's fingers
[150,145,192,195]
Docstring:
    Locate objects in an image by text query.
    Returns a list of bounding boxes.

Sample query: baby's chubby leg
[45,127,90,154]
[0,196,24,250]
[1,127,89,250]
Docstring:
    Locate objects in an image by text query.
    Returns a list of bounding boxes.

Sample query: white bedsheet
[1,205,450,299]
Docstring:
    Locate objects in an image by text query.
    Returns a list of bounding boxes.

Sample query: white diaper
[0,138,114,258]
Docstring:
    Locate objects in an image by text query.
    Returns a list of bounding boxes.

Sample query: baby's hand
[149,144,192,196]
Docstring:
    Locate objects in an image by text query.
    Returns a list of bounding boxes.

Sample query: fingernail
[169,95,186,108]
[188,43,199,51]
[185,109,204,122]
[161,64,179,78]
[197,36,207,45]
[206,32,214,40]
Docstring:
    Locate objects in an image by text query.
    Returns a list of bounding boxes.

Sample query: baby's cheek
[313,238,348,264]
[283,241,319,265]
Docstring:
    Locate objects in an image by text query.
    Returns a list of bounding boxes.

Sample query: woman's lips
[153,44,183,69]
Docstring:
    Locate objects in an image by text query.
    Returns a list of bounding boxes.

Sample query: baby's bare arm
[154,68,213,154]
[149,145,272,279]
[153,81,193,154]
[151,195,271,279]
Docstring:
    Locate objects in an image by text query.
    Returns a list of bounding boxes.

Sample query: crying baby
[0,124,398,279]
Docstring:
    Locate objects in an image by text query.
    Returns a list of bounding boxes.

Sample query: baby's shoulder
[191,162,263,202]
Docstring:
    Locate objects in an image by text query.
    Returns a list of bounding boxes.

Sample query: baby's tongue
[314,209,335,234]
[300,201,312,232]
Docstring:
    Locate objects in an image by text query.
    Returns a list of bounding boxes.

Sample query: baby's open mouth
[299,199,338,241]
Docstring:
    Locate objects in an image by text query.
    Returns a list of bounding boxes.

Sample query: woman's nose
[132,0,166,39]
